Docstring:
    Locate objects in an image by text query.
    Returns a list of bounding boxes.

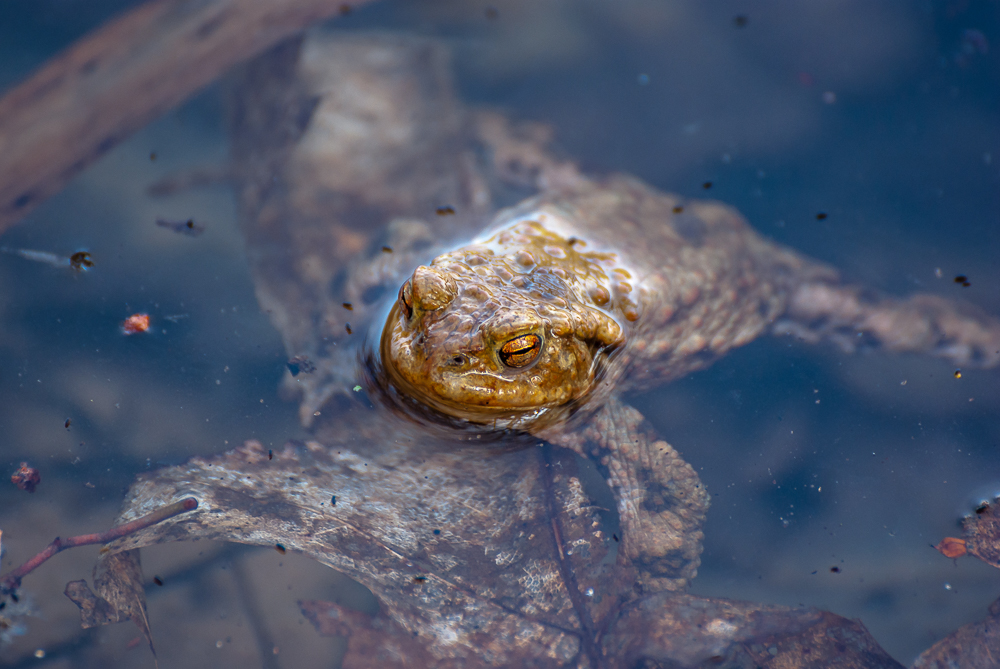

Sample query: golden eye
[398,280,413,319]
[499,334,542,368]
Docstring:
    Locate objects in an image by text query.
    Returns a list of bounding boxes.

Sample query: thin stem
[0,497,197,593]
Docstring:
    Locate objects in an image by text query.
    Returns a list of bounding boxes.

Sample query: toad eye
[498,334,542,368]
[398,280,413,319]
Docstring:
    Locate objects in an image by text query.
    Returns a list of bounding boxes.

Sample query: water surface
[0,1,998,666]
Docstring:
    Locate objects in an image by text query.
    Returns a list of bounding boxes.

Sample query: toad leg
[543,396,709,595]
[777,282,1000,369]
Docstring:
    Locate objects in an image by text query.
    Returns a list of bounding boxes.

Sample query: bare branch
[0,0,369,234]
[0,497,198,593]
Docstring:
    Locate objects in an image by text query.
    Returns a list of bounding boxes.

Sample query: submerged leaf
[912,597,1000,669]
[65,549,154,655]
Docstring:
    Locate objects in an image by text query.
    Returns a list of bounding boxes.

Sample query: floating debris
[287,356,316,376]
[435,206,455,216]
[954,274,971,287]
[10,463,40,493]
[0,588,35,646]
[1,247,93,271]
[155,217,205,237]
[121,313,151,335]
[69,251,94,271]
[935,537,967,559]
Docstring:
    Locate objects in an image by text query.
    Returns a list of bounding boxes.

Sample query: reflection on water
[0,1,998,667]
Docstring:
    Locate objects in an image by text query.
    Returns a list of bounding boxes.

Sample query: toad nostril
[449,354,466,366]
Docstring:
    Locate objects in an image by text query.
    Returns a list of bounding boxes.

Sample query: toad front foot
[545,397,709,595]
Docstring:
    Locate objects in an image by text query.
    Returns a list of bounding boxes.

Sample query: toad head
[380,221,626,427]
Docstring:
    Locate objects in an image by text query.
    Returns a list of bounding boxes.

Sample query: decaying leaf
[940,500,1000,569]
[605,593,904,668]
[912,597,1000,669]
[91,425,909,667]
[300,599,440,668]
[99,420,631,666]
[64,549,154,655]
[916,503,1000,665]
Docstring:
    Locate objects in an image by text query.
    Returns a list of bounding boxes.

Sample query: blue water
[0,1,998,666]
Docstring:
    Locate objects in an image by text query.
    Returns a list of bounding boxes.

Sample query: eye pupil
[499,334,541,368]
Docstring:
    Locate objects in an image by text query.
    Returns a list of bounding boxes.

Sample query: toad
[229,31,1000,595]
[380,180,824,430]
[373,166,1000,590]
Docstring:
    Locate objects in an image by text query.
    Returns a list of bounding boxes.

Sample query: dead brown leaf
[64,549,155,656]
[912,597,1000,669]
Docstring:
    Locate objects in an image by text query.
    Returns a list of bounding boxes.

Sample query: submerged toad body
[381,178,818,431]
[372,171,1000,591]
[371,179,829,589]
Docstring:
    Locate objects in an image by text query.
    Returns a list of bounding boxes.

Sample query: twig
[0,0,373,234]
[0,497,198,593]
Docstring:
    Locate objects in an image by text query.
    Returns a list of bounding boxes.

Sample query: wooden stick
[0,0,369,234]
[0,497,198,593]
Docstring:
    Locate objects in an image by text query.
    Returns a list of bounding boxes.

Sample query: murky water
[0,1,998,667]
